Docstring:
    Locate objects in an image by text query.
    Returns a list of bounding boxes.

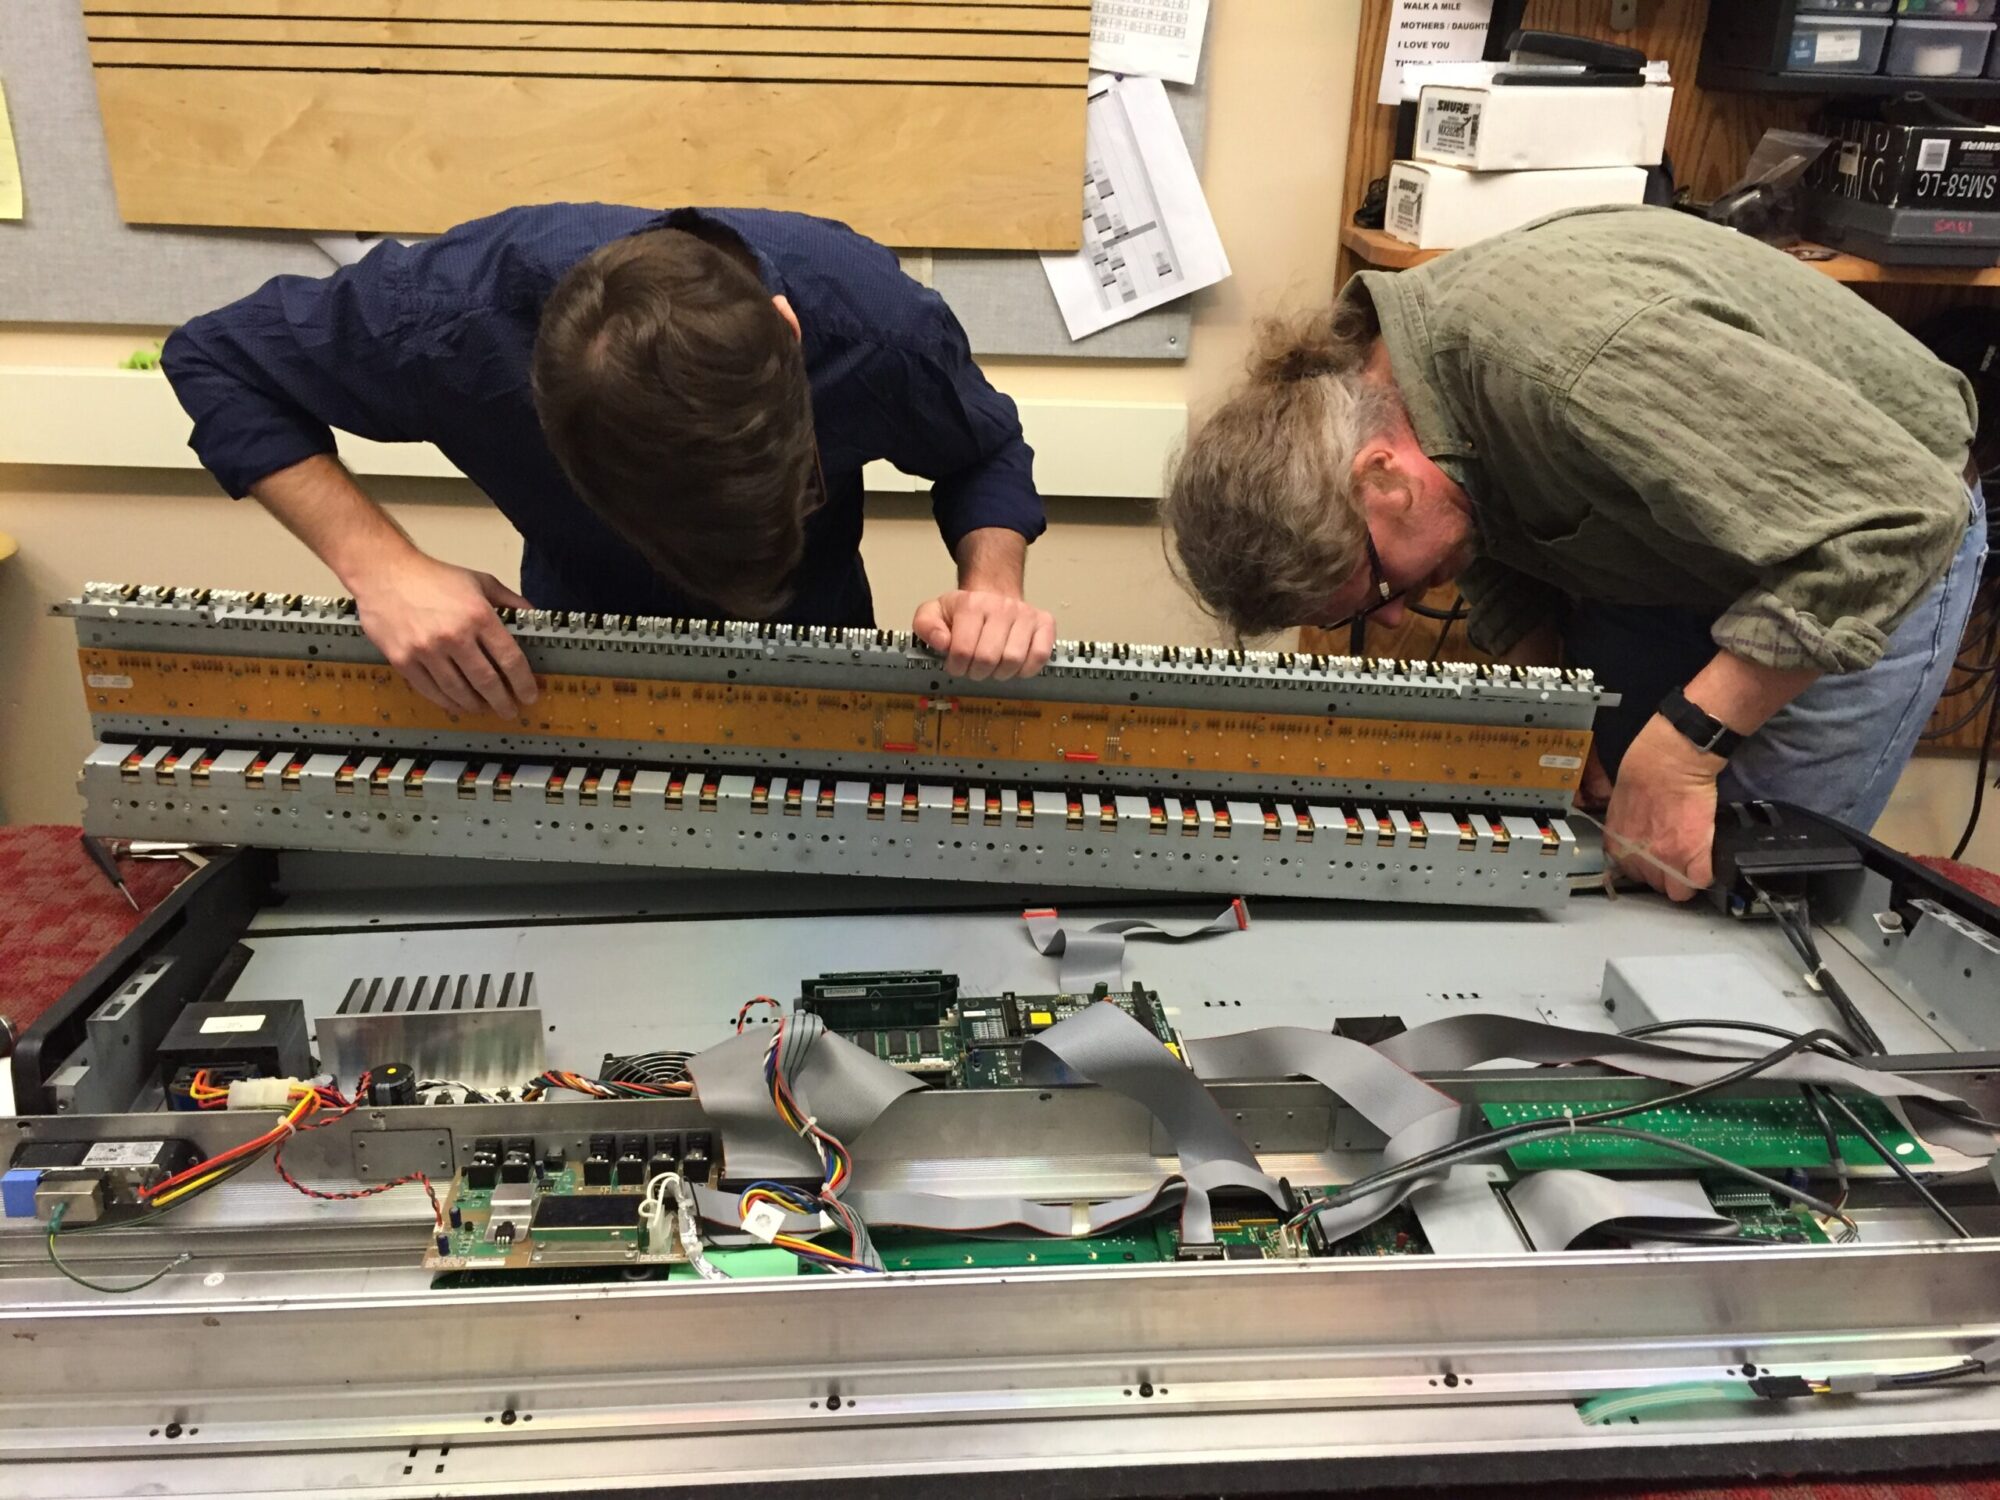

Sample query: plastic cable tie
[740,1201,787,1244]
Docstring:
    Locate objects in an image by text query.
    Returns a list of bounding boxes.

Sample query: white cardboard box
[1384,161,1650,250]
[1414,83,1673,171]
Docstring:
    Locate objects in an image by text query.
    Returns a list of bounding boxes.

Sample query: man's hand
[248,455,539,717]
[914,526,1055,680]
[913,590,1057,680]
[1600,714,1723,901]
[351,551,539,718]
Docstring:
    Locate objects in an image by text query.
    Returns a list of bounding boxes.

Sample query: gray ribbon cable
[1507,1172,1735,1252]
[683,1008,1997,1259]
[684,1015,923,1183]
[1022,899,1249,989]
[1189,1027,1465,1243]
[1375,1014,1997,1159]
[1022,1000,1282,1241]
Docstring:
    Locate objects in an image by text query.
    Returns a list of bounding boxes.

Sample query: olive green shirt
[1343,206,1975,673]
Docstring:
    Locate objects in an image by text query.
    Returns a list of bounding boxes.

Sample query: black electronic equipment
[155,999,312,1091]
[1710,801,1865,911]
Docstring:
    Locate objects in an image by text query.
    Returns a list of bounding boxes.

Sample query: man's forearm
[251,454,419,592]
[953,527,1029,597]
[1683,649,1821,739]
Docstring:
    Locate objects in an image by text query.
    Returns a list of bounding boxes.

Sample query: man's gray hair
[1161,305,1397,637]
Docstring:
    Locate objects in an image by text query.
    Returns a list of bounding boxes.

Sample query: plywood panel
[78,0,1090,247]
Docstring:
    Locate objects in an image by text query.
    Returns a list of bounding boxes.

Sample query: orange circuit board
[79,649,1590,795]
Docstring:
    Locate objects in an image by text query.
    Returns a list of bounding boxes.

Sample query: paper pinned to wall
[1089,0,1210,86]
[1379,0,1497,106]
[1040,75,1230,343]
[0,81,22,221]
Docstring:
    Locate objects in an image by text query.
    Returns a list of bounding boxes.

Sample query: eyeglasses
[1316,530,1400,632]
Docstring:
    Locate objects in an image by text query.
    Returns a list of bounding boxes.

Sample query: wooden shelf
[1340,223,2000,287]
[1793,244,2000,287]
[1340,226,1446,271]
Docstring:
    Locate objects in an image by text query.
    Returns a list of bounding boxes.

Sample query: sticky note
[0,81,19,220]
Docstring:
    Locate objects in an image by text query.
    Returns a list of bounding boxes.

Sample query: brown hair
[1161,303,1394,637]
[532,228,816,619]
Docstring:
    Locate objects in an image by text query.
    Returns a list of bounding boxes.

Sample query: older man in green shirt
[1165,206,1987,900]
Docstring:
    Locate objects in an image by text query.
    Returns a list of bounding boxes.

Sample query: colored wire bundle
[738,1181,879,1274]
[763,1019,852,1194]
[747,1016,879,1271]
[172,1068,349,1113]
[523,1069,694,1100]
[735,996,784,1033]
[138,1084,320,1209]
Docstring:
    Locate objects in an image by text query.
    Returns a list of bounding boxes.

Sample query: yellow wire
[149,1089,316,1207]
[149,1165,237,1208]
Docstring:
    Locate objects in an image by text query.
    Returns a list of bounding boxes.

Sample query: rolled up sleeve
[161,245,424,498]
[863,303,1045,553]
[1563,298,1967,673]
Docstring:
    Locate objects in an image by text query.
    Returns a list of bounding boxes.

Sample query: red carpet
[0,825,193,1035]
[1915,854,2000,909]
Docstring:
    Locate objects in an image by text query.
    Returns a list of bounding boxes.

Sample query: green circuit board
[1707,1191,1832,1244]
[874,1199,1427,1270]
[428,1167,684,1272]
[1484,1096,1931,1171]
[798,971,1180,1089]
[957,985,1179,1088]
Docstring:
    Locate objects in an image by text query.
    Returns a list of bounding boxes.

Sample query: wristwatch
[1658,686,1744,759]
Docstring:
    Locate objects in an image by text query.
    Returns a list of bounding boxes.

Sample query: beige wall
[2,1,1994,875]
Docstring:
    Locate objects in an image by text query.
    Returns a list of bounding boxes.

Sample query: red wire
[270,1071,443,1226]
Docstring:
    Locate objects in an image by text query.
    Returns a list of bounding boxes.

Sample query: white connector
[225,1077,305,1110]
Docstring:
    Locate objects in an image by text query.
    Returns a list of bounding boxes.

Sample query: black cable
[1309,1123,1853,1228]
[1607,1224,1748,1246]
[1291,1030,1861,1230]
[1744,878,1886,1054]
[1802,1084,1850,1212]
[1637,1018,2000,1135]
[1888,1359,1987,1388]
[1620,1019,1859,1056]
[1426,594,1467,665]
[1819,1092,1971,1239]
[1408,598,1470,623]
[1924,675,1999,740]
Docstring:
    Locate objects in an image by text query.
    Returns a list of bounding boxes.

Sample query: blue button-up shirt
[162,204,1045,624]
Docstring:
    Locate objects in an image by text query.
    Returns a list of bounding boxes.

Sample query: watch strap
[1659,686,1743,759]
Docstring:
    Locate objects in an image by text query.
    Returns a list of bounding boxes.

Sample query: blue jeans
[1564,484,1989,831]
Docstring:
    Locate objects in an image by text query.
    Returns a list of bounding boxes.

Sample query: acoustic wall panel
[79,0,1091,248]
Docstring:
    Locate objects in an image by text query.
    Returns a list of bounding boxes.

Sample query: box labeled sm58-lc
[1810,110,2000,208]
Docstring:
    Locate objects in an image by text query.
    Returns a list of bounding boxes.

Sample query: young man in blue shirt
[163,205,1056,719]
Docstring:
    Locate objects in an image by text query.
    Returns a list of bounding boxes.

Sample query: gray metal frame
[5,843,2000,1497]
[78,739,1584,910]
[62,587,1604,804]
